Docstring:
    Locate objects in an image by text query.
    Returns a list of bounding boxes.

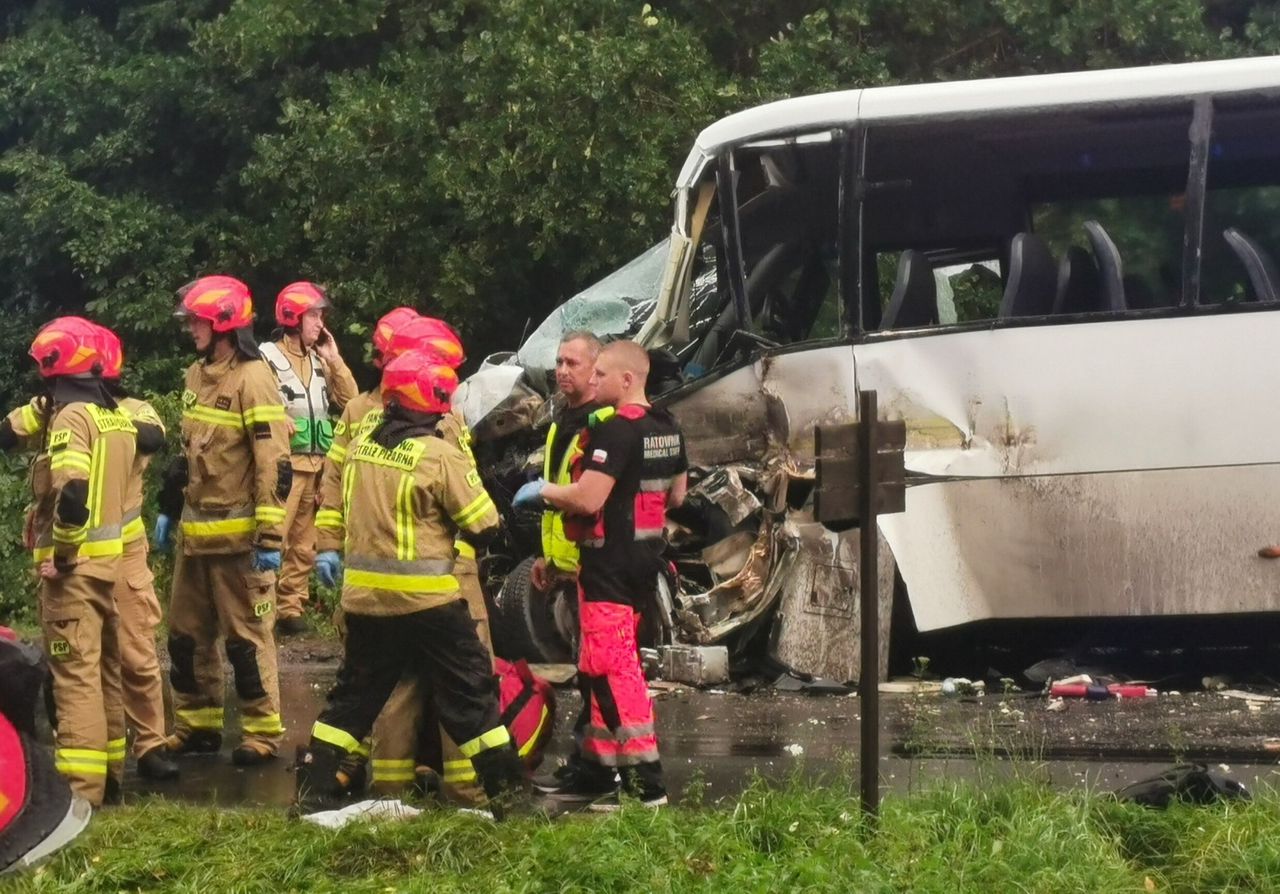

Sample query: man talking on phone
[259,282,358,635]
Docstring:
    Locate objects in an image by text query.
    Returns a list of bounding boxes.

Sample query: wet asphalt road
[120,660,1280,808]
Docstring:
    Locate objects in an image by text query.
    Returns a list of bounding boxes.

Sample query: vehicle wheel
[490,557,577,664]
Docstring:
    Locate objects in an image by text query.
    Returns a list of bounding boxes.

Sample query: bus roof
[677,55,1280,187]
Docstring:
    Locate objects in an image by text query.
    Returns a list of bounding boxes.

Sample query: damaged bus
[459,55,1280,682]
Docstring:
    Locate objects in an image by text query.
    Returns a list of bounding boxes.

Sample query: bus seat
[881,249,938,329]
[1083,220,1126,311]
[999,233,1057,318]
[1224,227,1280,302]
[1053,245,1101,314]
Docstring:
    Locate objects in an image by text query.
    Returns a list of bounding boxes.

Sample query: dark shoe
[413,766,443,802]
[103,775,123,806]
[137,746,180,781]
[232,743,278,767]
[470,743,533,820]
[167,729,222,755]
[587,788,668,812]
[275,615,311,636]
[291,744,347,816]
[537,762,617,804]
[532,760,579,794]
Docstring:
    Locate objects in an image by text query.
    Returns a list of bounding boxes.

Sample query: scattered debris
[658,645,730,687]
[941,677,985,696]
[1112,764,1250,809]
[302,799,423,830]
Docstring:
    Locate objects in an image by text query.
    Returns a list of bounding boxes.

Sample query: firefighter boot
[290,742,348,817]
[470,743,530,821]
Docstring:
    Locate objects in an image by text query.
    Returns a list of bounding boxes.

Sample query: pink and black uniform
[565,403,686,798]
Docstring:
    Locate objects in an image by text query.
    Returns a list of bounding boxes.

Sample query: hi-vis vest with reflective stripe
[259,341,333,455]
[44,404,136,565]
[540,407,615,572]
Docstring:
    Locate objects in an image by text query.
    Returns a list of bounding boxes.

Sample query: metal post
[857,389,880,819]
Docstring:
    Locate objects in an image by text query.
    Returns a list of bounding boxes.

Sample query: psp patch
[48,639,71,659]
[253,600,273,618]
[466,469,481,488]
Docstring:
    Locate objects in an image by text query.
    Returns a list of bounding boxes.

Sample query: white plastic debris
[302,798,422,829]
[1047,697,1067,713]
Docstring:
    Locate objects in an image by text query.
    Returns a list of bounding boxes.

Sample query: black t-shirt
[573,404,687,605]
[547,400,601,479]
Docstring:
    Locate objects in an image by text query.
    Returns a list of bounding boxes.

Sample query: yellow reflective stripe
[372,768,417,783]
[181,517,256,537]
[255,506,286,525]
[77,538,124,558]
[56,760,108,776]
[442,758,477,784]
[49,452,92,473]
[20,403,41,435]
[89,437,106,527]
[52,524,87,545]
[177,707,225,730]
[452,492,495,528]
[395,472,414,562]
[32,545,54,562]
[315,509,343,529]
[519,706,551,758]
[311,722,361,754]
[56,747,108,761]
[458,725,511,758]
[372,758,415,770]
[183,406,244,429]
[344,569,458,594]
[454,539,476,560]
[106,738,127,762]
[341,461,356,522]
[326,443,347,463]
[371,758,416,783]
[122,515,146,543]
[353,740,371,758]
[242,713,284,735]
[242,404,286,424]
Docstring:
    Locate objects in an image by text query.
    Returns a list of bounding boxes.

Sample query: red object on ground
[1050,682,1156,699]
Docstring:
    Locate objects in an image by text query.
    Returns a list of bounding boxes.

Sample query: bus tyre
[491,557,577,664]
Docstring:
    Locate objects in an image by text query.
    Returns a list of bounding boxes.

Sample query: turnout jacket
[45,402,137,581]
[176,352,291,555]
[315,427,498,617]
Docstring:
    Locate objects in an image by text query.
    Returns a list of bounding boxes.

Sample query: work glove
[251,548,282,573]
[152,514,173,553]
[315,550,342,588]
[512,478,547,511]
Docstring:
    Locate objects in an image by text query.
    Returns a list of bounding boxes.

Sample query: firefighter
[298,351,527,817]
[153,275,293,766]
[1,328,178,782]
[260,282,358,636]
[514,340,688,809]
[25,317,135,807]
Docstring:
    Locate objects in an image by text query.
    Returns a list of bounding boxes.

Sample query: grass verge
[9,775,1278,893]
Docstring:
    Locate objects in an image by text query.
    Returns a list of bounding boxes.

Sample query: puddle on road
[124,663,1280,808]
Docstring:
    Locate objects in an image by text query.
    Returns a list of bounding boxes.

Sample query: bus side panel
[855,311,1280,629]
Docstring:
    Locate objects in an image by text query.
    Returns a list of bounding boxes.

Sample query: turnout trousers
[114,536,168,757]
[369,557,493,802]
[167,551,283,753]
[276,467,318,620]
[40,572,125,806]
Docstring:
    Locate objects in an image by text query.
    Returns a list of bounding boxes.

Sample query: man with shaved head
[513,339,687,809]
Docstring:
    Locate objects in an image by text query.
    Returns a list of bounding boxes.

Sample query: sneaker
[136,746,180,781]
[167,729,222,755]
[532,761,578,794]
[275,615,311,636]
[587,788,668,812]
[538,764,618,804]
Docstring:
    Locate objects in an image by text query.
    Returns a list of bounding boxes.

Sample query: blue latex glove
[315,550,342,588]
[512,478,547,510]
[152,514,173,553]
[251,548,282,573]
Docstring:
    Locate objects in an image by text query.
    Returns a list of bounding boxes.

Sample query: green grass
[9,776,1279,893]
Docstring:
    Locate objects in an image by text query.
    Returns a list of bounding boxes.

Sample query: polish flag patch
[592,449,608,463]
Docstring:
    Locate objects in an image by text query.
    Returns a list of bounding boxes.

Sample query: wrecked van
[459,55,1280,683]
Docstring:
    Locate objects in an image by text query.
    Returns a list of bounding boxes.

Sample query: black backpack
[1112,763,1251,809]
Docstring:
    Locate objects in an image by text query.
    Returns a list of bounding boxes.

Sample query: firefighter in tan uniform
[298,350,526,817]
[24,317,135,807]
[152,275,293,766]
[259,282,358,635]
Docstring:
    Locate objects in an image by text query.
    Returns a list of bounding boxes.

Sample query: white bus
[467,56,1280,681]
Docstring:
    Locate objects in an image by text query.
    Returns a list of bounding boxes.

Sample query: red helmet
[385,316,465,369]
[174,275,254,332]
[94,324,124,379]
[275,281,329,328]
[29,317,108,378]
[371,307,420,363]
[381,350,459,415]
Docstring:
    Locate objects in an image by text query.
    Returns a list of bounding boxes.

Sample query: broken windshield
[516,240,669,373]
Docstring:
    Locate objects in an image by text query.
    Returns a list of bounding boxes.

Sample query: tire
[490,557,577,664]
